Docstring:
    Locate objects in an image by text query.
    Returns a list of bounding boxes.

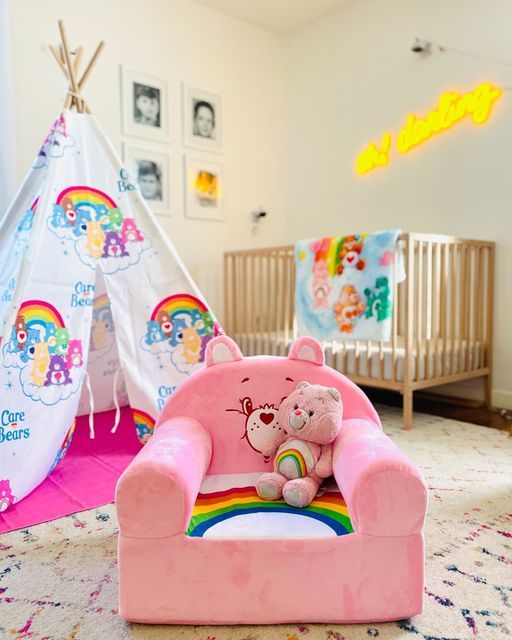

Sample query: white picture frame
[123,143,171,215]
[183,84,223,153]
[184,154,224,222]
[121,67,169,142]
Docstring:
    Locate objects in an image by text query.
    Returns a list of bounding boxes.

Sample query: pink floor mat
[0,406,142,534]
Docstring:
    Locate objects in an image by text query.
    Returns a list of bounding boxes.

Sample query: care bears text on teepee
[0,22,221,511]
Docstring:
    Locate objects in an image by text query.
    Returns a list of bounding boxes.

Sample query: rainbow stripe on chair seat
[186,475,353,539]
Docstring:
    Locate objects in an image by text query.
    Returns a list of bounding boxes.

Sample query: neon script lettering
[356,83,502,175]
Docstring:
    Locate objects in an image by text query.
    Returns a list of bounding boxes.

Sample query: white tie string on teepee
[48,20,104,114]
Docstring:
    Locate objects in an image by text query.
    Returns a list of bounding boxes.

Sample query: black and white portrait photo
[123,144,171,215]
[121,67,169,142]
[136,160,162,200]
[192,99,215,139]
[133,83,161,128]
[184,85,223,152]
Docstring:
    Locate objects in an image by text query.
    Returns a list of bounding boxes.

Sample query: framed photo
[121,67,169,142]
[183,85,223,152]
[184,155,224,222]
[123,143,171,215]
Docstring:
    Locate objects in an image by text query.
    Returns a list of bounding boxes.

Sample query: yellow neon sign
[355,82,502,175]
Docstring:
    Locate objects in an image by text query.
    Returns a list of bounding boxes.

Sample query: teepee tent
[0,23,221,511]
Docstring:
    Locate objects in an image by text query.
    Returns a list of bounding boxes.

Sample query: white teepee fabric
[0,110,221,508]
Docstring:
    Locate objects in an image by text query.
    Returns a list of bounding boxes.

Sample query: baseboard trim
[491,389,512,410]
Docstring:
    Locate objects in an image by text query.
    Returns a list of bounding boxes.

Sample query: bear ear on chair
[288,336,325,366]
[206,335,244,367]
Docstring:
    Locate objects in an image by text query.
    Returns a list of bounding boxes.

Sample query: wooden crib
[223,233,495,429]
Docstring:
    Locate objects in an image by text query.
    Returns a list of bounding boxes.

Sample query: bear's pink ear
[206,335,243,367]
[288,337,325,366]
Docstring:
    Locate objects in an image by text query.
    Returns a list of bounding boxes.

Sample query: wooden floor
[364,388,512,433]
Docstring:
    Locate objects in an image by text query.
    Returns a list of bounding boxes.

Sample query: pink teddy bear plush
[256,381,343,508]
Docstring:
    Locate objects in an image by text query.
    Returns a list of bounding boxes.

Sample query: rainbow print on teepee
[2,299,84,406]
[186,485,353,538]
[48,185,150,273]
[142,293,222,374]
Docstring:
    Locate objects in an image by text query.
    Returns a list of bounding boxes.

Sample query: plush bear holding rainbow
[256,381,343,508]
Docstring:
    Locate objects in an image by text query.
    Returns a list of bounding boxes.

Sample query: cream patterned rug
[0,407,510,640]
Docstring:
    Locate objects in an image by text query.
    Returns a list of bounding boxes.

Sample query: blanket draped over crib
[295,229,404,341]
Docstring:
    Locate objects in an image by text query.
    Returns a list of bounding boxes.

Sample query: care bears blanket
[295,230,405,341]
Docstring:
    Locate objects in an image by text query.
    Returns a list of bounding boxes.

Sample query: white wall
[286,0,512,408]
[0,0,16,211]
[7,0,288,317]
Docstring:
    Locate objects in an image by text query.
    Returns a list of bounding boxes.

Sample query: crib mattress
[235,333,482,383]
[186,472,353,539]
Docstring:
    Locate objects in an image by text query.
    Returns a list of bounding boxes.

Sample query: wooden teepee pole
[58,20,82,112]
[78,41,104,90]
[49,22,104,113]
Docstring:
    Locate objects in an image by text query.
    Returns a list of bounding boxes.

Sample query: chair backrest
[158,336,381,474]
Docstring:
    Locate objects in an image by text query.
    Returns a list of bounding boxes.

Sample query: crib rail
[224,233,495,426]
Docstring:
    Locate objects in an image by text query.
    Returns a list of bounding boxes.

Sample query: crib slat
[289,253,295,340]
[425,242,432,379]
[283,252,290,349]
[464,245,472,372]
[450,244,457,375]
[458,245,466,373]
[415,241,423,381]
[273,252,279,352]
[433,242,441,378]
[241,255,247,343]
[392,247,398,382]
[441,243,448,376]
[474,246,483,368]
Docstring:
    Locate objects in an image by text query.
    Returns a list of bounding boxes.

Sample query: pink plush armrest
[333,418,427,536]
[116,417,212,538]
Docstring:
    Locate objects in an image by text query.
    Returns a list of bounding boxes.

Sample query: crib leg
[403,387,413,430]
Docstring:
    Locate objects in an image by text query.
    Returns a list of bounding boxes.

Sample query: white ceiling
[192,0,352,35]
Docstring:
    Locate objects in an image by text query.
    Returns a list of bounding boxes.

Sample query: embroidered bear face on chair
[157,335,379,475]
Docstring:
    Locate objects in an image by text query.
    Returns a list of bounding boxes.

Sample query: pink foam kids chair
[116,336,428,625]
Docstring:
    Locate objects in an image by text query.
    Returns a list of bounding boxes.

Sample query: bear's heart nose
[346,254,354,262]
[260,412,274,425]
[294,409,301,415]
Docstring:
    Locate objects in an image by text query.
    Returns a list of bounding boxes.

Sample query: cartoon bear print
[335,235,366,275]
[85,220,106,259]
[311,258,331,308]
[156,310,173,336]
[53,328,70,356]
[14,314,27,350]
[31,342,50,386]
[44,322,58,351]
[102,231,129,259]
[226,396,283,462]
[66,339,83,368]
[0,480,15,512]
[144,320,166,346]
[73,209,91,237]
[44,355,72,386]
[20,328,41,364]
[108,208,123,233]
[333,285,366,333]
[91,319,106,351]
[121,218,144,243]
[364,276,391,322]
[96,205,111,230]
[61,196,77,227]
